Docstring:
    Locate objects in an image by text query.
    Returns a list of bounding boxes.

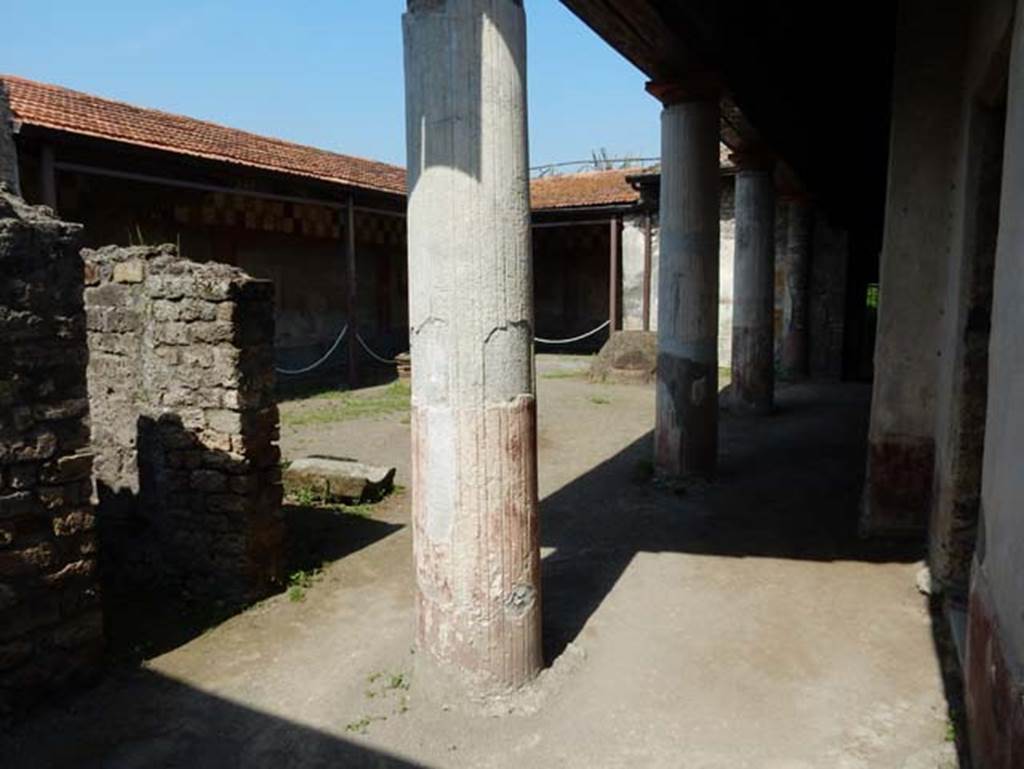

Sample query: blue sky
[0,1,661,169]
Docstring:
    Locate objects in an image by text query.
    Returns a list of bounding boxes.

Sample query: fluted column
[648,82,721,478]
[731,154,776,415]
[780,195,811,379]
[403,0,541,700]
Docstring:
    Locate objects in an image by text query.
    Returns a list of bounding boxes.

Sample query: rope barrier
[274,324,349,375]
[278,317,609,376]
[355,332,401,365]
[534,320,611,345]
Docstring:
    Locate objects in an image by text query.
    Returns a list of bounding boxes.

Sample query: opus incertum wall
[0,189,102,718]
[83,245,284,605]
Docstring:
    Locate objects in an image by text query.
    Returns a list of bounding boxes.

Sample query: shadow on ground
[104,504,402,663]
[539,383,925,663]
[0,667,424,769]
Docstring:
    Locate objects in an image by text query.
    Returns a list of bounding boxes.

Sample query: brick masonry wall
[0,190,102,719]
[84,244,284,604]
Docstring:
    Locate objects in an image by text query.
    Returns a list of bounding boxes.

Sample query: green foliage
[287,568,322,602]
[292,485,323,507]
[866,283,880,309]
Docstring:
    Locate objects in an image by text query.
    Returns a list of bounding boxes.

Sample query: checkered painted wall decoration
[171,191,407,246]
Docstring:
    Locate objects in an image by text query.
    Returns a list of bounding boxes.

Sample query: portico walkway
[2,375,954,768]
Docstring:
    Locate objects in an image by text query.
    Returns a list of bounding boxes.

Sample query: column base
[412,396,542,701]
[860,433,934,536]
[655,351,717,479]
[731,325,774,416]
[779,336,809,381]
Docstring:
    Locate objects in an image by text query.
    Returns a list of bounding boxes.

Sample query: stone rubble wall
[83,245,284,604]
[0,190,101,718]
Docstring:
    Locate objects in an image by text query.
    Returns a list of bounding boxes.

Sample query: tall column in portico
[780,195,812,379]
[648,83,721,478]
[403,0,542,698]
[730,154,776,414]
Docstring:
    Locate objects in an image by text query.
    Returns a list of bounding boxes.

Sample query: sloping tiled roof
[529,168,643,210]
[0,75,407,196]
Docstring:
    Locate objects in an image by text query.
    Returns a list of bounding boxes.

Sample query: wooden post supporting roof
[39,144,56,212]
[345,195,358,387]
[609,215,622,332]
[643,211,653,331]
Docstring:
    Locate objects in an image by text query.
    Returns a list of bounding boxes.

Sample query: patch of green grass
[338,503,374,518]
[281,381,411,427]
[284,484,382,519]
[541,370,583,380]
[292,485,323,507]
[589,395,611,405]
[287,568,322,602]
[945,720,956,742]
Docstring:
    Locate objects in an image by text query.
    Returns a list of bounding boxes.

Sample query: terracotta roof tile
[529,168,643,210]
[1,76,729,212]
[1,75,407,196]
[531,149,734,210]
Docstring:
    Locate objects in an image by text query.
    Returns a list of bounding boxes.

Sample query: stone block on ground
[284,456,396,503]
[589,330,658,385]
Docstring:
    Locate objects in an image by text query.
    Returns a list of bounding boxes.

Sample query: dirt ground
[2,356,958,768]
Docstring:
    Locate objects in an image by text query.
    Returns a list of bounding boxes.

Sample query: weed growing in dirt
[349,670,413,733]
[345,715,387,734]
[590,395,611,405]
[287,568,322,602]
[292,485,323,507]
